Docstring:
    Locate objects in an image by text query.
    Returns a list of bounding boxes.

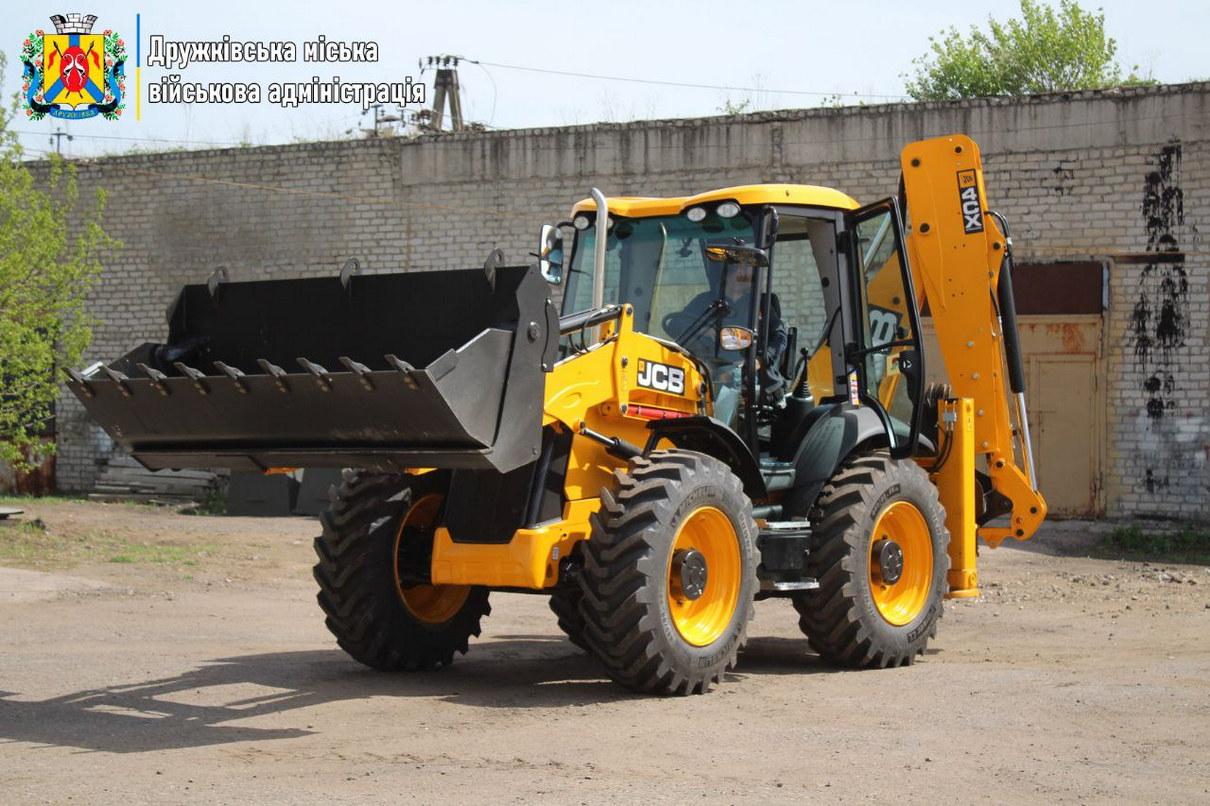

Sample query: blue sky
[4,0,1206,158]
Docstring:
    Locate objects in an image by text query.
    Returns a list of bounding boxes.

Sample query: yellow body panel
[431,305,705,588]
[544,305,705,500]
[431,499,601,589]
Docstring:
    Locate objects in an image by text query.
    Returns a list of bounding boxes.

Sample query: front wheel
[313,471,490,670]
[578,450,759,695]
[793,453,949,668]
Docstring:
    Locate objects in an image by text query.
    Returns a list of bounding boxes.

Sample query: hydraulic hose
[989,211,1024,395]
[988,210,1038,492]
[996,253,1026,395]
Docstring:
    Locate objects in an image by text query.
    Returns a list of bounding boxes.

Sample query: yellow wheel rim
[666,506,741,647]
[393,493,470,624]
[868,501,933,626]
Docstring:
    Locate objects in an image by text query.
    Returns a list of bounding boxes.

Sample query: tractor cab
[540,186,927,467]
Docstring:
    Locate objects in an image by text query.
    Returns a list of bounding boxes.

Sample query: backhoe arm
[899,135,1048,546]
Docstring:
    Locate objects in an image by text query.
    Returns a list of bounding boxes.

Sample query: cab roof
[571,184,860,217]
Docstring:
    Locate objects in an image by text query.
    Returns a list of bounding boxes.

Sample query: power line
[459,57,907,100]
[467,60,499,127]
[14,129,244,147]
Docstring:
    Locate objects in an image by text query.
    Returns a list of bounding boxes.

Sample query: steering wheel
[663,299,729,353]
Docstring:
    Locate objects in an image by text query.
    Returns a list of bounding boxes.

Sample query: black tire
[578,450,759,695]
[793,453,949,668]
[548,588,590,651]
[313,470,490,670]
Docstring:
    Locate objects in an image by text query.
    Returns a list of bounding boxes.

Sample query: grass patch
[0,494,85,507]
[181,485,228,516]
[107,544,202,565]
[0,520,215,569]
[1098,522,1210,565]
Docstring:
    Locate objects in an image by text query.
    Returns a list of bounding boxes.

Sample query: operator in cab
[663,258,787,425]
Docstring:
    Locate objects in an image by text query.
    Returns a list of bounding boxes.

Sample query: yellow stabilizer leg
[931,398,979,598]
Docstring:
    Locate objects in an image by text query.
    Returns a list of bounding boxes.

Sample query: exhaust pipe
[590,187,608,311]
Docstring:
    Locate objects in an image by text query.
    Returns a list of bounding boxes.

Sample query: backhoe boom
[899,135,1048,547]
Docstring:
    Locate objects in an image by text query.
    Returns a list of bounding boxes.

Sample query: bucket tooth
[257,359,291,393]
[102,366,134,398]
[297,358,333,392]
[385,354,420,390]
[213,361,250,394]
[173,362,210,395]
[63,367,96,398]
[339,356,375,391]
[136,363,171,396]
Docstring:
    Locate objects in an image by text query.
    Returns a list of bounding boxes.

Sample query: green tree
[0,52,115,470]
[904,0,1145,101]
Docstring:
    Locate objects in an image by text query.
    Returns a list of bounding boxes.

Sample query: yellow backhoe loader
[68,134,1046,694]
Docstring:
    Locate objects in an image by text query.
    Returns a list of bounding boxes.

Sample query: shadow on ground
[0,634,831,754]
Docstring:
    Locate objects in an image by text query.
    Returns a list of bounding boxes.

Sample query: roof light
[685,206,706,223]
[717,202,741,219]
[573,215,591,231]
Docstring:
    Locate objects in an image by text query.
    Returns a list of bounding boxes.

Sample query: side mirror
[719,326,754,351]
[537,223,564,285]
[704,244,769,268]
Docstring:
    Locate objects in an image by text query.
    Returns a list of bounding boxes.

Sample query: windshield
[563,211,760,358]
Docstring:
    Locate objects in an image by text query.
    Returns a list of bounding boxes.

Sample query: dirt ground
[0,499,1207,805]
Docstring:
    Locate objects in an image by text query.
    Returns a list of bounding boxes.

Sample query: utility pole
[49,128,73,155]
[420,55,464,132]
[359,104,401,138]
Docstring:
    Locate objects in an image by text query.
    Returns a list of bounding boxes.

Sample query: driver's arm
[663,293,711,339]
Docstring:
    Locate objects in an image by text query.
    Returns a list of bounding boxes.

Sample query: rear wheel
[578,450,758,695]
[793,453,949,668]
[313,471,490,670]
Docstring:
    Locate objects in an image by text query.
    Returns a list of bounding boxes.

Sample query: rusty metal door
[919,259,1106,518]
[1027,349,1101,516]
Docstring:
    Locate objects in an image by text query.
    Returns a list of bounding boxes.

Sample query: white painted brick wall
[38,83,1210,516]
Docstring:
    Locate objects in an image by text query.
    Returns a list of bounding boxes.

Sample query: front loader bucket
[67,264,558,474]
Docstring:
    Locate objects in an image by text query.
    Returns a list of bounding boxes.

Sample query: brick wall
[46,83,1209,517]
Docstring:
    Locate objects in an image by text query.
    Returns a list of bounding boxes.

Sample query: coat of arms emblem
[21,13,126,121]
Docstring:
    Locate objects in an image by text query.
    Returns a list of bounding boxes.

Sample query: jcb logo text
[636,360,685,395]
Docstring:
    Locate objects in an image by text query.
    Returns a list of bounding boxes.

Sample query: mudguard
[644,416,767,499]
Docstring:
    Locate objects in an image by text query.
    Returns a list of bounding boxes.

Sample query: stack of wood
[89,454,222,505]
